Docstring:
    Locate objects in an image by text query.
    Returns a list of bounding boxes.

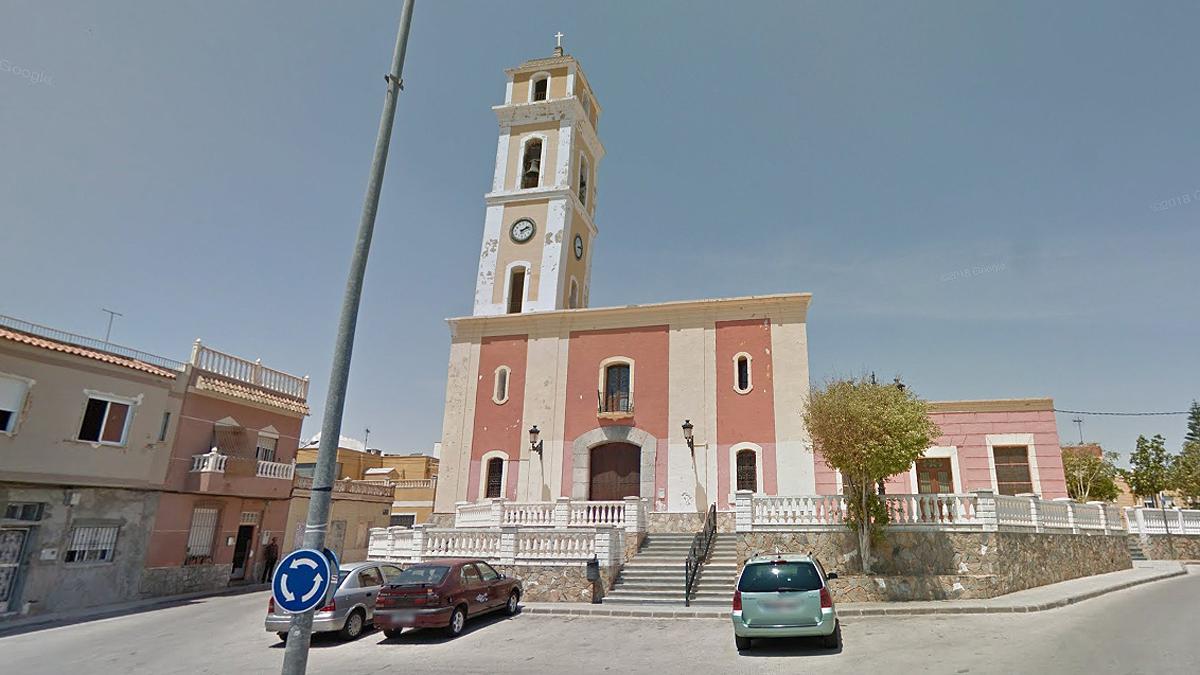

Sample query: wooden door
[915,458,954,494]
[589,443,641,500]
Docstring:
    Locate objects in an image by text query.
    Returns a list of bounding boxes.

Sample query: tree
[1124,434,1171,507]
[1186,401,1200,446]
[803,376,941,573]
[1061,447,1121,502]
[1169,441,1200,508]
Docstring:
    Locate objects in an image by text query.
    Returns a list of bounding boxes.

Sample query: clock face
[574,234,584,260]
[510,218,536,243]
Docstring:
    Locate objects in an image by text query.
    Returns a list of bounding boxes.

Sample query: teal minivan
[731,553,841,651]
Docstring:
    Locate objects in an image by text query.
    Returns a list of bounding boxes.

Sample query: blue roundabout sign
[272,548,333,614]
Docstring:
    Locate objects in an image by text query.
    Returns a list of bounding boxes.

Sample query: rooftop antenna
[101,308,123,343]
[364,427,371,448]
[1072,417,1084,445]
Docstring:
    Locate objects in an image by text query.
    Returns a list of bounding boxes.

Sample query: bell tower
[472,36,605,316]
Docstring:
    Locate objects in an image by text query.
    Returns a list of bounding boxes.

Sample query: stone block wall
[495,563,617,603]
[1136,534,1200,560]
[737,529,1130,601]
[139,563,233,599]
[646,511,735,534]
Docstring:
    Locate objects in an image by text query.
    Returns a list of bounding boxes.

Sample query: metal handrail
[684,503,717,607]
[596,389,634,414]
[0,313,186,372]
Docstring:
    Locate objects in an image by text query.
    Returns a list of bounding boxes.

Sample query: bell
[524,158,540,177]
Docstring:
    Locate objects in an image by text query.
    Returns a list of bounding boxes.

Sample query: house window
[0,374,31,434]
[578,154,589,206]
[532,76,548,102]
[993,446,1034,496]
[485,457,505,499]
[602,363,632,413]
[521,138,543,189]
[493,366,510,404]
[77,395,133,445]
[736,450,758,492]
[157,412,171,442]
[4,502,44,521]
[185,507,219,564]
[64,526,119,564]
[568,279,579,309]
[734,353,752,393]
[507,267,526,314]
[255,435,278,462]
[390,514,416,528]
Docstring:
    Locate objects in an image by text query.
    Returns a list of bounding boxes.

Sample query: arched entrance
[589,443,641,500]
[571,425,657,502]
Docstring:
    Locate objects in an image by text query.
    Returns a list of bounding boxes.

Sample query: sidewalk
[521,561,1190,619]
[0,583,269,636]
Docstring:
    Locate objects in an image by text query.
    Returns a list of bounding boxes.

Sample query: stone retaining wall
[1136,534,1200,560]
[646,511,735,534]
[737,530,1130,601]
[495,563,618,603]
[139,564,233,599]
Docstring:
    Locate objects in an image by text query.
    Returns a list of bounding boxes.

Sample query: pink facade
[467,335,528,501]
[714,318,778,500]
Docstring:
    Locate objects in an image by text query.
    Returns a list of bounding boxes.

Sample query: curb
[522,564,1188,620]
[0,583,270,636]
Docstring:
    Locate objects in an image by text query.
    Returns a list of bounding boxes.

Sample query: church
[432,44,1067,523]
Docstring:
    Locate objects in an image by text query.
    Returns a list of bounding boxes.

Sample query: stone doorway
[589,443,641,500]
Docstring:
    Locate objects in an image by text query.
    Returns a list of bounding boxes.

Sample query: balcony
[190,341,309,400]
[597,390,633,417]
[189,449,295,480]
[294,476,394,500]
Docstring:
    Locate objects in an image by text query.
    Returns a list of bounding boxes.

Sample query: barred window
[185,507,219,563]
[485,458,504,499]
[993,446,1034,496]
[255,435,277,462]
[736,450,758,492]
[64,526,119,564]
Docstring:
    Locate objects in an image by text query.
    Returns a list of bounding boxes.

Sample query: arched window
[568,278,579,309]
[532,76,548,102]
[485,457,505,498]
[493,366,510,404]
[736,449,758,492]
[733,353,752,393]
[507,266,526,314]
[521,138,543,189]
[601,362,632,413]
[578,154,590,206]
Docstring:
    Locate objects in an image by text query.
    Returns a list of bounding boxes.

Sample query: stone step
[606,588,734,599]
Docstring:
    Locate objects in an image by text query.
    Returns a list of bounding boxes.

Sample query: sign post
[272,549,333,615]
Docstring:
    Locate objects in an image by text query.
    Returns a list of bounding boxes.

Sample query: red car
[374,559,522,639]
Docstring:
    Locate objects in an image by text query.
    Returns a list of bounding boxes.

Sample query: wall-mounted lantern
[682,419,695,454]
[529,425,544,456]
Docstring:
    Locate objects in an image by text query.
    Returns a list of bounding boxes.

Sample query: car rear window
[388,565,450,585]
[738,561,822,593]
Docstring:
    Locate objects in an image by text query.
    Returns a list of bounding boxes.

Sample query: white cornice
[483,188,599,238]
[494,98,605,162]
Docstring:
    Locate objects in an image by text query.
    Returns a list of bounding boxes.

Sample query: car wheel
[444,605,467,638]
[340,610,366,641]
[822,621,842,650]
[735,635,752,652]
[505,591,520,616]
[383,628,404,640]
[276,632,289,643]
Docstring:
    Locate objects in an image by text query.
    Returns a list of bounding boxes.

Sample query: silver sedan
[265,560,406,641]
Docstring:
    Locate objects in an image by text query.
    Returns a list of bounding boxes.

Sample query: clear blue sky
[2,1,1196,463]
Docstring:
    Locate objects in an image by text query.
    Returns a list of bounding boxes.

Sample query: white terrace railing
[294,476,395,499]
[737,490,1128,535]
[255,459,295,480]
[1125,507,1200,535]
[190,340,309,400]
[453,497,646,533]
[367,524,625,567]
[190,451,227,473]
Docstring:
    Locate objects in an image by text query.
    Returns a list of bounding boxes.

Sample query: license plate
[761,600,800,610]
[391,610,415,621]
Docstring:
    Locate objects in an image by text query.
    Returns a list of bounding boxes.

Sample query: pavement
[522,560,1188,618]
[0,563,1196,674]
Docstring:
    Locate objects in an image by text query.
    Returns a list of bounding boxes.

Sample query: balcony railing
[454,497,645,532]
[0,313,185,372]
[294,476,395,498]
[367,524,624,567]
[190,451,227,473]
[256,460,295,480]
[190,341,309,399]
[189,451,293,480]
[1125,506,1200,535]
[597,390,633,415]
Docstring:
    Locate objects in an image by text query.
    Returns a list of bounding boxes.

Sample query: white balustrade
[255,460,295,480]
[753,495,847,528]
[885,494,980,526]
[453,497,642,531]
[1038,500,1073,531]
[515,530,595,563]
[1073,503,1105,531]
[190,451,227,473]
[454,501,496,528]
[423,529,502,559]
[502,502,556,528]
[568,500,626,527]
[191,341,309,399]
[1124,507,1200,535]
[995,495,1036,529]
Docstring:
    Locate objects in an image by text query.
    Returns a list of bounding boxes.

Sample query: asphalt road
[1,570,1197,675]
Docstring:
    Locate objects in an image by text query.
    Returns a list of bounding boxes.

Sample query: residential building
[282,476,393,564]
[0,316,181,616]
[296,435,439,526]
[141,341,308,596]
[433,47,1071,522]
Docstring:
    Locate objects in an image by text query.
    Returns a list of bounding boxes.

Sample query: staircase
[1127,536,1148,561]
[603,533,740,607]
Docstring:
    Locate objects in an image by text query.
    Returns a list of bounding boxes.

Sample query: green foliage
[803,376,941,572]
[1169,441,1200,508]
[1186,401,1200,446]
[1061,447,1121,502]
[1124,434,1172,506]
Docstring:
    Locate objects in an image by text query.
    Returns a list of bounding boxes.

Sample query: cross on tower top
[553,31,564,56]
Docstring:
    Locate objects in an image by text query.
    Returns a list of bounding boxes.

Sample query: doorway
[589,443,641,500]
[915,458,954,494]
[0,528,29,612]
[230,525,254,580]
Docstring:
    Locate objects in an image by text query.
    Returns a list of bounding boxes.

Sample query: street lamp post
[280,2,416,673]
